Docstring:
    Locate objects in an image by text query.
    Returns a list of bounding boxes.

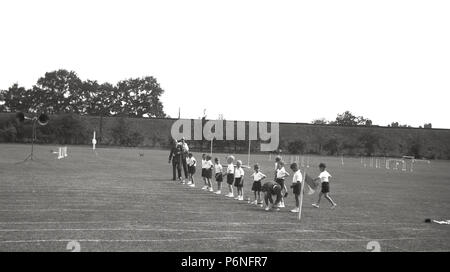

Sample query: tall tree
[115,76,166,118]
[0,84,34,112]
[34,69,83,114]
[330,111,372,126]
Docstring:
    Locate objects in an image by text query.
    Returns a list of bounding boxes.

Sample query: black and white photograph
[0,0,449,257]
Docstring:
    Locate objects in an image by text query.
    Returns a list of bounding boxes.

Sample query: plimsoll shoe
[312,203,320,208]
[290,208,300,213]
[214,190,221,195]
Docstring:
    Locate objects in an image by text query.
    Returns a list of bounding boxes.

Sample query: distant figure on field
[179,137,190,180]
[168,141,182,181]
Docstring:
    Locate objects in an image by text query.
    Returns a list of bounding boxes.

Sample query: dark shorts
[252,181,262,192]
[226,174,234,185]
[205,169,212,179]
[201,168,206,178]
[292,182,301,195]
[188,165,196,175]
[215,173,223,182]
[275,178,285,188]
[234,177,244,188]
[321,182,330,193]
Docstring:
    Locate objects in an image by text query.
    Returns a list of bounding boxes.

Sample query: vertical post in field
[298,170,306,221]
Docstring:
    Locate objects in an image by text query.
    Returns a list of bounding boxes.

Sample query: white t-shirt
[234,167,245,178]
[180,142,189,153]
[201,159,207,169]
[186,157,196,167]
[226,164,234,174]
[292,170,303,184]
[204,160,213,169]
[251,171,266,181]
[214,163,223,173]
[318,170,332,183]
[276,167,288,179]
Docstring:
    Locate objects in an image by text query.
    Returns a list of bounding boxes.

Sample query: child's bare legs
[316,192,323,205]
[207,178,212,189]
[294,194,299,208]
[257,191,261,203]
[217,182,221,191]
[228,184,233,195]
[324,193,336,206]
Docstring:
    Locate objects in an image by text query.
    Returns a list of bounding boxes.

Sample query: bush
[287,140,306,154]
[37,114,88,144]
[110,117,144,147]
[323,138,340,155]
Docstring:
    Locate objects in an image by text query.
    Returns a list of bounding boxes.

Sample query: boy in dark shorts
[312,163,337,209]
[289,163,303,213]
[205,155,214,192]
[275,161,289,208]
[225,155,235,198]
[250,164,266,205]
[261,180,282,211]
[233,160,245,201]
[214,158,223,194]
[186,153,197,187]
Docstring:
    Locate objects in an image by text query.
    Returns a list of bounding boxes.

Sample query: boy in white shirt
[225,155,235,198]
[250,164,266,205]
[214,158,224,194]
[289,163,303,213]
[312,163,337,209]
[204,155,214,192]
[186,153,197,187]
[233,160,245,201]
[275,161,289,208]
[201,154,208,190]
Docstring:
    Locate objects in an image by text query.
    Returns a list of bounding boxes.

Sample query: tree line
[0,69,167,118]
[312,110,432,129]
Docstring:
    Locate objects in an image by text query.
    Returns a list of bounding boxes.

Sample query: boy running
[312,163,337,209]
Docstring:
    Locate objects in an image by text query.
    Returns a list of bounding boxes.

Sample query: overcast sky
[1,0,449,128]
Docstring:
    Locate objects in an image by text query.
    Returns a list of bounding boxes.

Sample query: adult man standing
[168,141,182,181]
[179,137,189,180]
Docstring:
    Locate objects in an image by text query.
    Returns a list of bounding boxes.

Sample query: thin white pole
[298,170,306,221]
[247,139,251,167]
[210,138,213,157]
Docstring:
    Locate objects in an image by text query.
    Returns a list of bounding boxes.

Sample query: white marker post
[92,131,97,150]
[247,139,251,167]
[210,138,213,157]
[298,170,306,221]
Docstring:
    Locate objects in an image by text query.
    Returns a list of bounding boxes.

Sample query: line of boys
[179,153,337,212]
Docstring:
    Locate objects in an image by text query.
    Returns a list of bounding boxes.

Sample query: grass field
[0,143,449,252]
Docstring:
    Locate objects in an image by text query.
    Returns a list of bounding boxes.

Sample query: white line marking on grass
[0,237,240,244]
[324,226,408,252]
[277,237,420,242]
[0,221,133,225]
[0,228,329,234]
